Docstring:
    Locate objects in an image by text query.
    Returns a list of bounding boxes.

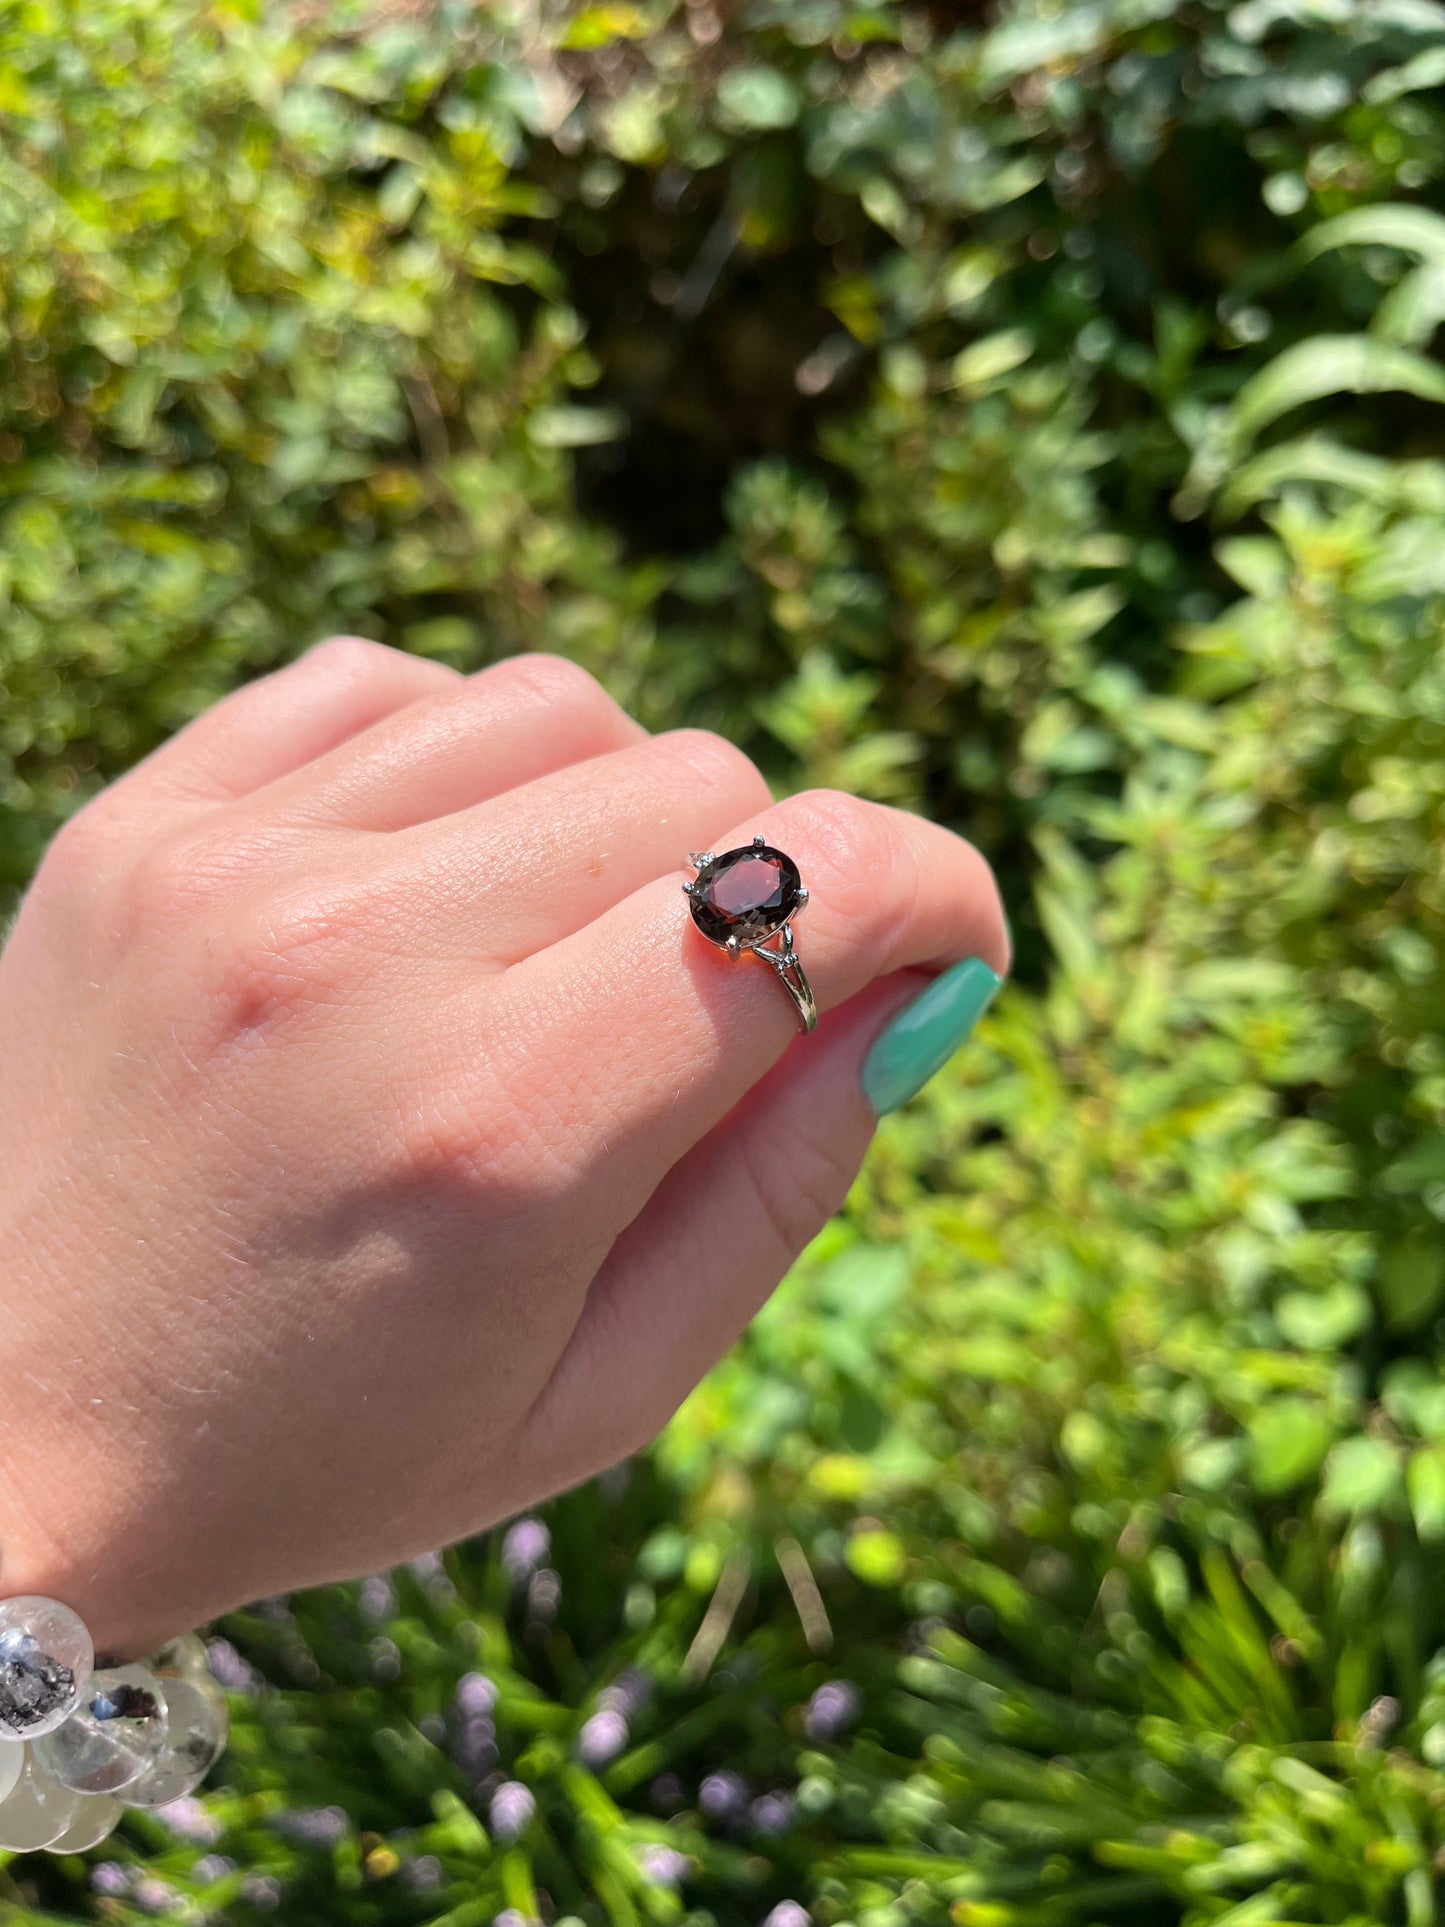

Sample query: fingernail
[861,957,1002,1115]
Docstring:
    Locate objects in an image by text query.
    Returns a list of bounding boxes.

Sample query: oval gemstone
[690,844,801,946]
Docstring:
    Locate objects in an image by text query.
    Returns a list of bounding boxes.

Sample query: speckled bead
[0,1598,94,1742]
[120,1673,228,1809]
[0,1754,83,1851]
[33,1663,168,1796]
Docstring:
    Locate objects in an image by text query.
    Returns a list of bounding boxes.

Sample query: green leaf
[1249,1399,1333,1496]
[846,1529,907,1587]
[1275,1284,1370,1351]
[1226,335,1445,450]
[527,406,628,448]
[1379,1241,1444,1332]
[1407,1443,1445,1543]
[1318,1436,1405,1518]
[1215,536,1290,599]
[1222,438,1445,513]
[950,330,1034,391]
[1375,262,1445,347]
[1300,203,1445,267]
[558,5,649,51]
[715,67,801,132]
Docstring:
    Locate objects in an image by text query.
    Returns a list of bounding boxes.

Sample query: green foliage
[1,0,1444,1923]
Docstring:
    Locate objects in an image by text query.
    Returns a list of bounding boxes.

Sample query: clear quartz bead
[0,1739,22,1806]
[33,1663,167,1795]
[0,1598,94,1741]
[153,1633,210,1682]
[47,1792,122,1854]
[120,1674,228,1809]
[0,1754,83,1850]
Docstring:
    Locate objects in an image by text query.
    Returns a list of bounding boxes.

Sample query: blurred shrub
[1,0,1444,1923]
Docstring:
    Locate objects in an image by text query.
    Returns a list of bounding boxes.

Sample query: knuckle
[489,651,610,716]
[124,838,221,935]
[390,1065,583,1219]
[201,887,366,1046]
[660,727,769,803]
[121,821,278,941]
[790,788,888,868]
[302,634,397,682]
[787,789,901,930]
[39,801,127,896]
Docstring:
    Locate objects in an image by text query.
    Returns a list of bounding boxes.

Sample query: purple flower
[91,1863,130,1896]
[489,1780,535,1842]
[599,1667,651,1716]
[206,1637,260,1693]
[272,1805,349,1847]
[526,1567,562,1622]
[409,1551,456,1603]
[751,1790,795,1835]
[763,1905,811,1927]
[404,1854,443,1891]
[132,1877,181,1915]
[241,1874,283,1909]
[194,1856,235,1884]
[359,1575,397,1621]
[577,1708,628,1768]
[699,1769,750,1823]
[455,1671,498,1718]
[804,1679,862,1742]
[639,1844,690,1888]
[453,1713,498,1777]
[155,1795,221,1845]
[501,1516,550,1580]
[495,1911,537,1927]
[650,1771,685,1813]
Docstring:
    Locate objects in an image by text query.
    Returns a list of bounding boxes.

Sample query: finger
[108,638,460,818]
[518,975,932,1486]
[455,791,1007,1236]
[393,729,771,964]
[247,653,647,832]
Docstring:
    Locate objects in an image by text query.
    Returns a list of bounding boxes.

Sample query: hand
[0,641,1007,1654]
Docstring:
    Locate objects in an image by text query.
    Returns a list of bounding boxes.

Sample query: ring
[683,837,817,1034]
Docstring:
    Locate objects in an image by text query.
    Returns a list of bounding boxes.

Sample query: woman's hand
[0,641,1007,1654]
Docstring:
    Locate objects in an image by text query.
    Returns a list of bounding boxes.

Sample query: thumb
[520,961,1000,1482]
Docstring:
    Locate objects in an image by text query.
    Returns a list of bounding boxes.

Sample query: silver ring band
[747,925,817,1034]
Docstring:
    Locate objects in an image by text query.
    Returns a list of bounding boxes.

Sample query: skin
[0,639,1008,1657]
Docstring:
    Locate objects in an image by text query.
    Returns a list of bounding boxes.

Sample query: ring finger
[434,789,1008,1229]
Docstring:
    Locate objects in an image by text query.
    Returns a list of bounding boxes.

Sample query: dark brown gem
[689,844,801,947]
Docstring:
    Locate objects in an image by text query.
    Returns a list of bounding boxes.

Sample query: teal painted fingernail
[861,957,1002,1115]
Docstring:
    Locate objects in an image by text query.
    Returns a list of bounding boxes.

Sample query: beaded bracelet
[0,1597,228,1854]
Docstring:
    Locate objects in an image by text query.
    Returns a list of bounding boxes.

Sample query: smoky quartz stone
[689,844,802,948]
